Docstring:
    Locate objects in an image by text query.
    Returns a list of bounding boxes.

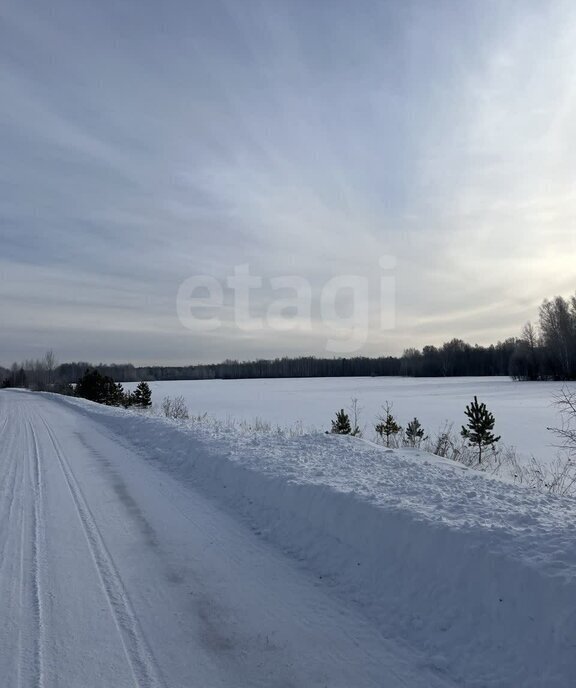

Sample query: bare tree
[539,296,576,379]
[522,322,539,351]
[348,397,362,437]
[549,387,576,457]
[44,350,57,388]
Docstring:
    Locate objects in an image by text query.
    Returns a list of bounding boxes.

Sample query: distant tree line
[399,339,517,377]
[1,350,59,390]
[2,291,575,386]
[50,356,402,383]
[48,349,513,382]
[56,362,142,384]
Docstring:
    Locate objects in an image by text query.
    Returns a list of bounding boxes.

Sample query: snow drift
[53,394,576,687]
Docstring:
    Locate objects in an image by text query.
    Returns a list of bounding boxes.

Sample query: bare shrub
[239,417,273,433]
[161,396,172,417]
[501,452,576,496]
[421,419,576,496]
[161,396,189,420]
[423,422,475,464]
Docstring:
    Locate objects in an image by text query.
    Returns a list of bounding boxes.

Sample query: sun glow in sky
[1,0,575,364]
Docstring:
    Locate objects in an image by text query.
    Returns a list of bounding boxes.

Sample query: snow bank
[53,394,576,687]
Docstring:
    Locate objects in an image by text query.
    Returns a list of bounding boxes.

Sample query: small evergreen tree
[405,417,426,447]
[331,409,353,435]
[110,382,125,407]
[461,396,501,464]
[375,402,402,447]
[122,391,135,408]
[132,381,152,408]
[75,369,103,403]
[54,381,74,396]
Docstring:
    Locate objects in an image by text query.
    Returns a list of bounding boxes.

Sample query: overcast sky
[1,0,575,365]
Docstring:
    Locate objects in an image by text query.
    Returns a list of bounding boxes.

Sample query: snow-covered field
[125,376,576,462]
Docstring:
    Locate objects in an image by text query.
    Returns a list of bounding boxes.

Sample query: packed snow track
[0,391,454,688]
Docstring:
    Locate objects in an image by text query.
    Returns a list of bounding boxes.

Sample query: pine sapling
[375,402,402,447]
[331,409,353,435]
[461,396,501,464]
[405,417,427,447]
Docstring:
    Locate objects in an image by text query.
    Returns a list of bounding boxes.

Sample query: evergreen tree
[121,391,135,408]
[405,417,426,447]
[110,382,125,407]
[76,369,125,406]
[75,369,101,402]
[132,381,152,408]
[331,409,352,434]
[461,396,501,464]
[375,403,402,447]
[53,381,74,396]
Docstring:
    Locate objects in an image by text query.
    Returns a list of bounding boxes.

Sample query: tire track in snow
[26,421,45,688]
[39,416,166,688]
[0,415,9,437]
[14,417,44,688]
[12,416,30,688]
[17,464,29,688]
[0,415,23,575]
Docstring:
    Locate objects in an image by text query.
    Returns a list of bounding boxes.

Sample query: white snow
[124,376,576,463]
[0,390,455,688]
[3,388,576,687]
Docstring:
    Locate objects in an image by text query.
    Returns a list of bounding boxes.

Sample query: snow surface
[9,388,575,687]
[0,389,458,688]
[124,376,576,463]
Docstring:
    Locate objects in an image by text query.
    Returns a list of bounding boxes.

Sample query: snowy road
[0,391,454,688]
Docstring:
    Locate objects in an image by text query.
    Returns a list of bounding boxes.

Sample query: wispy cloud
[1,0,575,364]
